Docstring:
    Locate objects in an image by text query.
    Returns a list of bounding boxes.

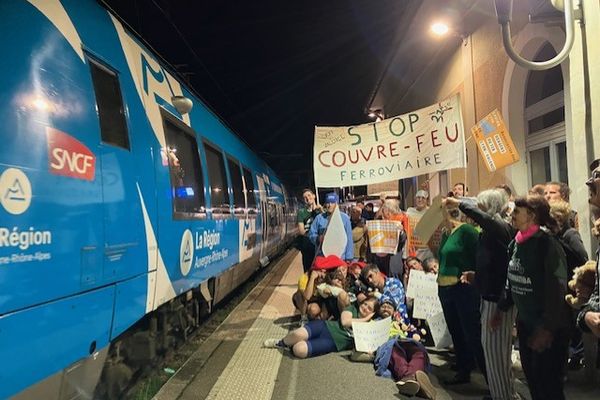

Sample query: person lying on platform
[373,294,436,399]
[263,297,379,358]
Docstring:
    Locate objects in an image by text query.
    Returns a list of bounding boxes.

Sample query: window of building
[204,143,231,214]
[227,156,246,213]
[162,114,206,218]
[524,42,567,186]
[242,167,257,214]
[88,56,130,150]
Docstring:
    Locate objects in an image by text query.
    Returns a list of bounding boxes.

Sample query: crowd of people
[263,158,600,400]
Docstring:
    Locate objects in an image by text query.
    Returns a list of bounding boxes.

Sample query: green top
[438,223,479,279]
[325,304,359,351]
[297,207,318,235]
[507,231,570,331]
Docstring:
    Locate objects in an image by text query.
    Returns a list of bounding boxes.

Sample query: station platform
[154,250,600,400]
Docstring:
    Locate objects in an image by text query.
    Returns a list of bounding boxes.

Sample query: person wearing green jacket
[437,202,487,385]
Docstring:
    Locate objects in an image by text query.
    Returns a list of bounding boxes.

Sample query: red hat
[347,261,367,269]
[312,255,346,270]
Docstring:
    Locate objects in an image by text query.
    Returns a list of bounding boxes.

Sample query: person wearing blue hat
[308,192,353,261]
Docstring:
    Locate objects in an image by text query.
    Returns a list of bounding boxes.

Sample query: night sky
[101,0,410,194]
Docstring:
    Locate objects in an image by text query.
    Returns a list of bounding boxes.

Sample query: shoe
[263,338,285,349]
[396,375,420,396]
[443,373,470,385]
[415,370,437,399]
[350,351,375,363]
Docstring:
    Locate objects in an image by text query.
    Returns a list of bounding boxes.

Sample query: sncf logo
[47,127,96,181]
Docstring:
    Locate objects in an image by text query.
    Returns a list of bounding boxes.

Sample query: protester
[444,189,517,399]
[373,198,413,277]
[309,192,353,261]
[452,182,467,197]
[550,200,588,276]
[350,207,368,261]
[578,158,600,338]
[545,181,579,230]
[263,297,379,358]
[422,257,439,275]
[407,190,434,261]
[495,195,571,400]
[437,202,486,385]
[361,264,410,324]
[362,202,376,220]
[528,184,545,197]
[297,189,322,272]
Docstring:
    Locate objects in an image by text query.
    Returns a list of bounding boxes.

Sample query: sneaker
[263,338,285,349]
[415,370,437,399]
[396,375,420,396]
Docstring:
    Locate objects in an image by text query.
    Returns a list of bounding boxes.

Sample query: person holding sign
[263,297,379,358]
[436,203,486,385]
[308,192,353,261]
[444,189,518,400]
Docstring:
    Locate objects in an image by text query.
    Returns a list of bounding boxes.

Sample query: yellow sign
[471,109,520,172]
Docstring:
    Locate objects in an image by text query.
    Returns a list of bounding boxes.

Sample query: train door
[87,56,143,282]
[256,175,269,262]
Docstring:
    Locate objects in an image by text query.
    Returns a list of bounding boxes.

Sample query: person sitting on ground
[361,264,410,325]
[263,297,379,358]
[346,261,370,303]
[422,257,439,275]
[292,255,350,323]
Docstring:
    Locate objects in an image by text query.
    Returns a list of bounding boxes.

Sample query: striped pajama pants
[481,299,519,400]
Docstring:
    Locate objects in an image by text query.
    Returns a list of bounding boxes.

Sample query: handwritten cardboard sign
[352,317,391,353]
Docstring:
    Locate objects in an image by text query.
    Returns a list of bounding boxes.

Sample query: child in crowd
[263,297,379,358]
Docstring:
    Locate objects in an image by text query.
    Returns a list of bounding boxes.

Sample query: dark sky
[101,0,409,192]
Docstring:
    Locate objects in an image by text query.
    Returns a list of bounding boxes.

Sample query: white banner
[352,317,391,353]
[314,94,466,187]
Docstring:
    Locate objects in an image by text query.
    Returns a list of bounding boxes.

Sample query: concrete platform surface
[155,250,600,400]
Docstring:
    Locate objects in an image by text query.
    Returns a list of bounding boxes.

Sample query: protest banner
[427,311,453,349]
[314,95,466,187]
[366,220,402,254]
[413,195,444,245]
[471,109,520,172]
[352,317,391,353]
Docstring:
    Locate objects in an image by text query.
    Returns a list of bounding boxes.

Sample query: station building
[365,0,600,252]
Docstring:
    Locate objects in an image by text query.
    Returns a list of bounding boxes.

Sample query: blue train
[0,1,298,398]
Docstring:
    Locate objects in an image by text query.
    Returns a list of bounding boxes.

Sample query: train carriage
[0,1,298,398]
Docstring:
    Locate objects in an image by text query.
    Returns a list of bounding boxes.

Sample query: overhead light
[431,22,450,36]
[172,95,193,115]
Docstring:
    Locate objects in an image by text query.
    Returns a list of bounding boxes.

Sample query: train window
[242,167,257,214]
[204,143,231,214]
[162,114,206,217]
[227,156,245,213]
[88,57,130,150]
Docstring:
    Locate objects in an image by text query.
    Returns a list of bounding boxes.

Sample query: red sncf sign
[46,127,96,181]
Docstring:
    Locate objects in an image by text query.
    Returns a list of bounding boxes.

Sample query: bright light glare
[431,22,449,36]
[32,97,50,111]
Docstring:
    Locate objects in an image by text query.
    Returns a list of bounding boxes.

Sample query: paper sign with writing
[406,270,438,299]
[366,220,402,254]
[471,109,520,172]
[353,317,391,353]
[427,311,453,349]
[314,95,466,187]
